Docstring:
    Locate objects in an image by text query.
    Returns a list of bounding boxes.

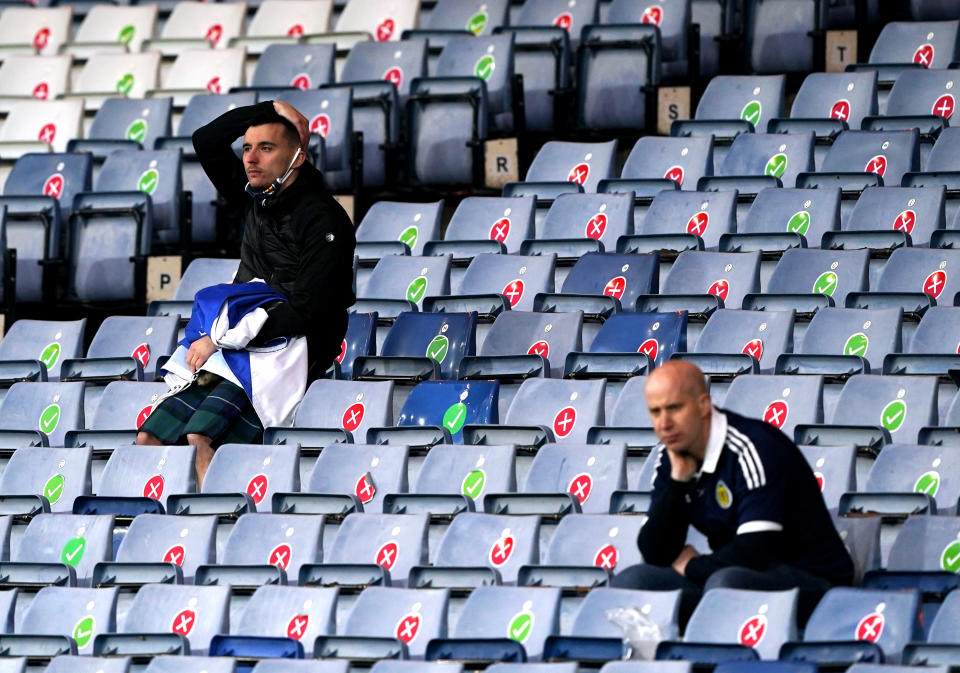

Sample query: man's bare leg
[137,431,163,446]
[187,433,215,489]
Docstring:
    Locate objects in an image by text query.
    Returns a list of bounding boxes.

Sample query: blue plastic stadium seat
[722,375,824,440]
[320,513,429,586]
[111,513,217,583]
[799,444,857,511]
[0,381,85,446]
[630,189,737,252]
[391,380,499,445]
[426,196,536,258]
[18,586,117,655]
[0,446,91,513]
[251,44,335,90]
[638,251,761,316]
[357,255,452,317]
[618,136,714,190]
[330,313,377,381]
[523,442,626,513]
[234,585,338,649]
[430,513,539,584]
[529,192,634,260]
[67,97,172,159]
[413,443,515,501]
[543,515,646,577]
[779,307,902,375]
[524,141,618,193]
[861,444,960,514]
[0,318,85,381]
[77,314,179,381]
[744,248,867,316]
[12,513,114,586]
[216,512,325,583]
[355,200,444,261]
[198,444,300,511]
[840,186,946,248]
[305,444,408,513]
[272,379,393,445]
[808,129,920,190]
[122,584,230,654]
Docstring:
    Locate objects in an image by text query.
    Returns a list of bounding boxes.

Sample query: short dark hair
[248,105,300,148]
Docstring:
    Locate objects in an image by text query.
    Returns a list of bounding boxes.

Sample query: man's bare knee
[187,433,213,449]
[137,431,163,446]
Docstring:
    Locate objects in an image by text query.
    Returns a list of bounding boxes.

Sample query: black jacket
[192,101,356,378]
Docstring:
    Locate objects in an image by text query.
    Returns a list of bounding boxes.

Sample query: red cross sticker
[568,473,593,505]
[246,473,268,505]
[376,17,395,41]
[586,212,607,239]
[687,212,709,236]
[865,155,887,177]
[553,12,573,30]
[336,339,347,364]
[488,533,515,566]
[603,275,626,300]
[742,338,764,361]
[268,543,292,569]
[355,473,376,504]
[205,24,222,45]
[395,613,421,644]
[739,615,767,647]
[32,82,49,100]
[893,209,916,234]
[143,474,164,499]
[383,66,403,88]
[527,340,550,357]
[664,165,684,185]
[553,406,577,439]
[490,217,511,242]
[42,173,63,197]
[136,405,153,429]
[375,541,398,570]
[924,269,947,298]
[286,614,309,640]
[287,24,304,37]
[830,99,851,121]
[342,402,365,432]
[171,608,196,636]
[33,27,50,50]
[856,612,884,642]
[163,544,185,566]
[762,400,788,429]
[310,114,330,137]
[641,5,663,26]
[132,343,151,367]
[639,338,659,360]
[913,43,934,67]
[37,122,56,143]
[206,76,222,94]
[502,279,524,308]
[594,544,618,569]
[708,279,729,302]
[291,73,311,90]
[568,162,590,185]
[933,94,955,119]
[814,472,825,491]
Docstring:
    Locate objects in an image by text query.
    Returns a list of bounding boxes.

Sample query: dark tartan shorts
[139,377,263,448]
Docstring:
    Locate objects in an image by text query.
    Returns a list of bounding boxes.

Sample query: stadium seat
[892,306,960,375]
[679,308,794,375]
[412,443,515,502]
[355,200,443,261]
[799,444,857,511]
[82,380,169,438]
[548,252,660,315]
[542,515,645,577]
[864,20,960,80]
[523,140,618,193]
[429,512,539,584]
[268,379,393,446]
[244,0,334,46]
[926,588,960,643]
[607,0,691,78]
[0,100,84,155]
[355,311,475,381]
[250,44,335,91]
[849,248,960,319]
[367,664,458,673]
[0,7,71,59]
[67,5,158,54]
[383,379,500,445]
[637,250,762,316]
[837,185,946,249]
[304,444,409,514]
[617,135,714,191]
[151,1,245,51]
[234,585,338,647]
[72,52,162,109]
[0,381,85,446]
[887,516,960,573]
[334,586,449,659]
[528,192,634,261]
[0,55,71,110]
[96,444,197,509]
[197,444,300,512]
[18,586,117,654]
[148,257,240,323]
[122,584,230,654]
[808,129,920,191]
[427,253,555,317]
[335,0,420,42]
[422,0,508,36]
[859,443,960,514]
[317,513,429,586]
[273,87,353,189]
[356,255,452,317]
[11,513,113,585]
[144,656,236,673]
[154,47,246,107]
[71,314,179,382]
[722,374,824,440]
[628,189,737,252]
[215,512,325,583]
[523,442,626,513]
[746,0,816,74]
[254,661,348,673]
[0,446,91,513]
[425,195,536,258]
[715,132,815,189]
[109,513,217,583]
[0,318,85,382]
[331,313,378,381]
[68,97,173,159]
[572,310,687,378]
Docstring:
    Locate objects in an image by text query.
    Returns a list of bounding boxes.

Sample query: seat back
[307,444,408,514]
[123,584,230,654]
[0,318,85,380]
[172,258,240,300]
[222,513,325,578]
[0,7,71,56]
[165,48,246,96]
[800,444,857,511]
[414,443,515,498]
[831,375,938,442]
[335,0,420,41]
[544,515,645,576]
[695,75,786,128]
[723,375,824,440]
[87,315,179,380]
[340,39,428,100]
[523,443,626,513]
[77,52,161,99]
[0,54,70,101]
[885,68,960,118]
[435,33,515,122]
[926,126,960,171]
[444,196,536,254]
[398,380,499,443]
[246,0,333,38]
[847,186,945,246]
[571,587,681,640]
[927,588,960,643]
[425,0,509,35]
[820,130,920,186]
[621,135,714,188]
[718,132,815,186]
[607,0,690,62]
[0,100,84,153]
[561,252,659,307]
[740,187,841,242]
[695,309,795,372]
[874,247,960,301]
[642,190,737,249]
[379,311,475,379]
[480,311,582,373]
[685,588,799,660]
[344,587,450,658]
[433,513,539,584]
[766,248,869,308]
[202,444,300,509]
[0,446,91,513]
[362,255,452,310]
[178,93,258,139]
[589,312,687,368]
[452,586,562,660]
[325,513,429,585]
[356,200,443,257]
[20,587,117,653]
[88,98,172,151]
[96,149,183,243]
[336,313,377,381]
[662,251,762,308]
[525,140,618,193]
[0,381,85,446]
[160,1,245,47]
[294,379,393,442]
[15,514,114,583]
[865,443,960,512]
[799,308,902,369]
[4,152,92,205]
[253,44,335,90]
[513,0,598,46]
[91,381,170,431]
[503,378,604,444]
[887,515,960,571]
[98,444,196,507]
[458,253,556,312]
[910,306,960,354]
[869,20,959,68]
[539,192,633,249]
[73,5,158,52]
[609,375,656,428]
[789,72,878,129]
[116,514,216,581]
[236,586,337,646]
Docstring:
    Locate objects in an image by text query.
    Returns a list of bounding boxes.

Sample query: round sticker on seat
[376,17,395,41]
[39,403,60,435]
[488,532,515,567]
[136,405,153,429]
[843,332,868,357]
[33,27,50,50]
[132,343,151,367]
[553,406,577,438]
[686,212,709,236]
[426,334,448,363]
[892,209,915,234]
[568,163,590,186]
[462,468,485,499]
[395,612,421,644]
[924,270,946,298]
[39,341,61,370]
[707,279,729,301]
[375,540,398,569]
[941,540,960,573]
[310,114,330,137]
[443,402,467,435]
[527,340,549,357]
[42,173,63,198]
[126,118,148,143]
[490,217,511,242]
[503,279,524,308]
[246,473,269,504]
[914,469,940,497]
[830,99,850,121]
[172,608,196,636]
[741,100,762,126]
[269,542,292,569]
[739,614,767,648]
[507,609,534,643]
[765,153,787,179]
[913,43,934,67]
[762,400,788,429]
[865,155,887,177]
[474,54,495,81]
[38,122,56,144]
[398,225,418,250]
[553,12,572,30]
[336,339,347,364]
[32,82,49,100]
[61,535,85,566]
[604,276,626,299]
[342,402,365,432]
[204,24,222,45]
[742,338,763,361]
[664,165,684,185]
[291,73,311,90]
[466,11,487,35]
[116,73,135,95]
[933,94,955,119]
[593,543,618,569]
[287,614,309,640]
[814,472,824,491]
[586,212,607,239]
[43,473,64,505]
[568,473,592,504]
[206,76,222,94]
[880,399,906,433]
[641,5,663,25]
[856,612,884,642]
[813,271,837,296]
[138,169,159,195]
[355,473,376,504]
[786,210,810,235]
[118,25,136,46]
[143,474,164,499]
[384,66,403,88]
[406,276,428,304]
[163,544,185,566]
[638,338,658,360]
[287,24,304,37]
[73,615,95,649]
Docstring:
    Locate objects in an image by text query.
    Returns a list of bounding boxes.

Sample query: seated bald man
[612,361,854,624]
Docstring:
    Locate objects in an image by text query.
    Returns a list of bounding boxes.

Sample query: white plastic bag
[605,606,663,660]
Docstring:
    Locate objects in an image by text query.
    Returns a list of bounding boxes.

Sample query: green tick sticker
[116,72,134,95]
[764,153,787,179]
[475,55,495,81]
[843,332,869,357]
[118,24,136,46]
[138,169,158,195]
[507,610,534,643]
[443,402,467,434]
[43,474,64,505]
[72,615,95,648]
[426,335,449,363]
[126,118,147,143]
[461,468,485,499]
[61,536,86,566]
[39,403,60,435]
[398,226,418,250]
[741,100,762,126]
[406,276,428,303]
[881,399,907,433]
[786,210,810,235]
[941,540,960,573]
[915,470,940,497]
[466,11,487,35]
[812,271,838,297]
[39,342,61,370]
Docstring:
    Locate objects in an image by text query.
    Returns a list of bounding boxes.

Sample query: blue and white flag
[161,281,308,427]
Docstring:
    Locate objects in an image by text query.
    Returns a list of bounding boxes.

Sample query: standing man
[137,100,355,485]
[613,361,854,624]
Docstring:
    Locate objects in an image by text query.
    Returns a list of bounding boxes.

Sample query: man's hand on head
[671,545,699,576]
[272,100,309,151]
[667,448,700,482]
[186,336,217,374]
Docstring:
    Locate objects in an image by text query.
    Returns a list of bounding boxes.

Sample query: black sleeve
[638,475,694,567]
[684,531,782,584]
[192,100,276,210]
